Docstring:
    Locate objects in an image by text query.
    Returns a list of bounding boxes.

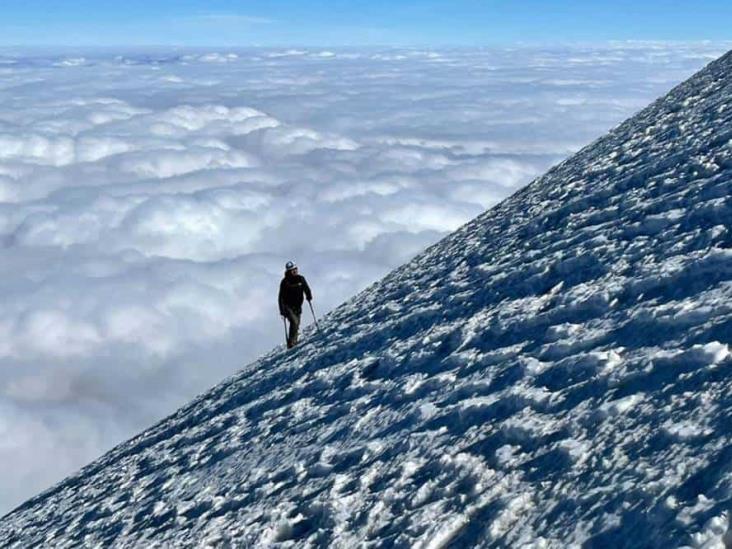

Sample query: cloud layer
[0,43,728,514]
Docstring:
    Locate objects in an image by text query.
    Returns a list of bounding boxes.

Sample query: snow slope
[1,50,732,548]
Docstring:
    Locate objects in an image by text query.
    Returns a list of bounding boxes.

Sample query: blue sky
[1,0,731,46]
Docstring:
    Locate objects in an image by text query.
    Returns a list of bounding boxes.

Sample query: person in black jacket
[278,261,313,348]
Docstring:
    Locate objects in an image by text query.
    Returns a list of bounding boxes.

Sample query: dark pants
[283,306,301,348]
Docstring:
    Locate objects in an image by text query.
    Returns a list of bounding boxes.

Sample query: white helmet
[285,261,297,271]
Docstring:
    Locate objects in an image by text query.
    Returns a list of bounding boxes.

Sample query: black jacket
[279,273,312,314]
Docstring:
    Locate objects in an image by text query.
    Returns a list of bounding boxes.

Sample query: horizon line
[1,39,730,51]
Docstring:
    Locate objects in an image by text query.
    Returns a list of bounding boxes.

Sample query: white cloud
[0,42,728,514]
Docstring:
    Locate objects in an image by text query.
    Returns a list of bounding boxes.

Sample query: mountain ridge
[1,49,731,547]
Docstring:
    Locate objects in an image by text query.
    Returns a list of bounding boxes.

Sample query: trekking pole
[282,315,288,345]
[308,301,322,334]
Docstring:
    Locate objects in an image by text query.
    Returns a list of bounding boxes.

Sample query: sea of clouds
[0,42,728,514]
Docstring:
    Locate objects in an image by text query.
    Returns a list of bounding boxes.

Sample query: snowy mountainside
[1,50,732,547]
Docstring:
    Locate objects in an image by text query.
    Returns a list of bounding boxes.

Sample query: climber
[278,261,313,348]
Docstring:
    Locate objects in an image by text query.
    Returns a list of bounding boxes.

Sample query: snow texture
[0,43,725,515]
[1,49,732,547]
[8,44,719,515]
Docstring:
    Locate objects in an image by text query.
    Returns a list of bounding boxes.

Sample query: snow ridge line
[1,49,732,547]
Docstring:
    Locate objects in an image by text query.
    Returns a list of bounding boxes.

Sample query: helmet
[285,261,297,271]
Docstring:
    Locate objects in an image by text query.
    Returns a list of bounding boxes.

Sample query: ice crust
[1,51,732,547]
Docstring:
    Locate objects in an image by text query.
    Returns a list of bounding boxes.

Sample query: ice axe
[308,300,322,335]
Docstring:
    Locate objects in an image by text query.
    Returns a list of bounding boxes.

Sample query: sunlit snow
[2,43,727,515]
[1,48,731,547]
